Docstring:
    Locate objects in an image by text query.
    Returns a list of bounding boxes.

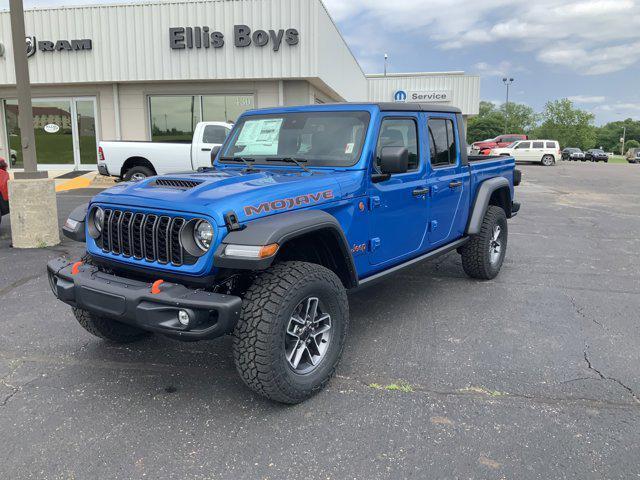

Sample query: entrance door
[75,98,99,168]
[426,115,465,246]
[369,115,429,266]
[3,97,98,170]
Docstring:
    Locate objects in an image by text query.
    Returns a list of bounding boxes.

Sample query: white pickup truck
[97,121,233,181]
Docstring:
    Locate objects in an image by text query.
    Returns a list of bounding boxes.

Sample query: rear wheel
[123,166,154,182]
[541,155,555,166]
[460,206,508,280]
[73,308,151,343]
[233,261,349,404]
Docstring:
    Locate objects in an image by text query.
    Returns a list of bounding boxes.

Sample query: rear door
[531,141,545,162]
[425,114,466,246]
[193,123,230,169]
[368,113,429,266]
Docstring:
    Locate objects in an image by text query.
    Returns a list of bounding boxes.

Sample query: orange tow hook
[151,279,165,295]
[71,261,83,275]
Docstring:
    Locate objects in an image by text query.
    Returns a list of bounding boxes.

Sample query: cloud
[473,61,526,77]
[322,0,640,76]
[568,95,606,104]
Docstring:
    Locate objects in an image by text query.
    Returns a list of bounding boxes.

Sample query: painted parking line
[55,175,93,192]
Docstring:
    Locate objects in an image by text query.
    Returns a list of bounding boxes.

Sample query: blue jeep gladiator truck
[48,102,520,403]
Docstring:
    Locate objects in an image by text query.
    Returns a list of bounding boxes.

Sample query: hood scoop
[149,178,204,190]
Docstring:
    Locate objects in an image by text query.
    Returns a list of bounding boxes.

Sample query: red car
[0,158,9,228]
[472,134,528,155]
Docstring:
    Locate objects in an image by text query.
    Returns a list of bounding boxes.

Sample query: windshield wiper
[219,156,258,172]
[266,157,313,174]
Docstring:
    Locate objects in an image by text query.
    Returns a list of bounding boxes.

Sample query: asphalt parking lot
[1,162,639,479]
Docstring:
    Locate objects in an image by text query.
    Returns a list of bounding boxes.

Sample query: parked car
[625,147,640,164]
[0,158,9,228]
[492,140,561,166]
[98,121,233,181]
[562,147,585,161]
[471,134,528,155]
[584,149,608,162]
[48,102,521,404]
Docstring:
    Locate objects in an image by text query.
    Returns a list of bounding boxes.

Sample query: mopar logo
[394,90,407,102]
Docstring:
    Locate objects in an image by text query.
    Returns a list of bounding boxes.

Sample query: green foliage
[467,101,537,144]
[532,99,597,150]
[468,98,640,152]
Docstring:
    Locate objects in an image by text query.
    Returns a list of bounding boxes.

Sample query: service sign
[394,90,451,103]
[44,124,60,134]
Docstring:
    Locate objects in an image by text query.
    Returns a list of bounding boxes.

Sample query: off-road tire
[460,206,508,280]
[233,261,349,404]
[123,166,154,182]
[73,308,152,343]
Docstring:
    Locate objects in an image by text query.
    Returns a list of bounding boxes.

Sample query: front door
[512,141,532,162]
[369,114,429,266]
[426,115,465,246]
[193,123,230,169]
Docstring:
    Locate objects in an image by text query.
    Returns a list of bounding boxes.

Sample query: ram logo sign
[243,190,334,216]
[22,36,93,58]
[25,36,37,58]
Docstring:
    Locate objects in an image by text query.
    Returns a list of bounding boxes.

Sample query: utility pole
[384,53,388,76]
[8,0,60,248]
[9,0,45,179]
[621,126,626,156]
[502,77,514,134]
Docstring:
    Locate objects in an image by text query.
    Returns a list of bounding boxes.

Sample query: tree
[499,102,538,134]
[595,119,640,152]
[625,139,640,153]
[533,99,597,150]
[466,101,536,144]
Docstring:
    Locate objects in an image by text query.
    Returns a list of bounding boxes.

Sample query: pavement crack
[583,345,640,404]
[0,274,43,298]
[570,296,604,329]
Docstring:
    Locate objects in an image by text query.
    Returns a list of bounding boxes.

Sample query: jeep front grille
[99,209,197,266]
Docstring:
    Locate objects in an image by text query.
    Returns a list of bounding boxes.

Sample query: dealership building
[0,0,479,171]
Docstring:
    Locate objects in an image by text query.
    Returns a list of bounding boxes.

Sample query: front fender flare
[466,177,510,235]
[62,203,89,242]
[214,210,357,287]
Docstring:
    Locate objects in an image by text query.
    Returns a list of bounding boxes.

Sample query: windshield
[221,111,371,167]
[506,142,519,148]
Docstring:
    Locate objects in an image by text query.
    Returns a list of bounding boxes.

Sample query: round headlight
[194,220,214,251]
[94,207,104,233]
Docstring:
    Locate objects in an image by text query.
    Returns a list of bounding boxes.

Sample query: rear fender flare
[466,177,511,235]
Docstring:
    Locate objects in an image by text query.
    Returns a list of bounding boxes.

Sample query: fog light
[178,310,190,326]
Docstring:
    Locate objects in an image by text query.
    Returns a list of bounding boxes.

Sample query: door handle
[201,147,212,152]
[412,187,429,197]
[449,181,463,189]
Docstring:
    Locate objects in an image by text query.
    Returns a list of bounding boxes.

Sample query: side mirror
[379,146,409,174]
[210,145,221,166]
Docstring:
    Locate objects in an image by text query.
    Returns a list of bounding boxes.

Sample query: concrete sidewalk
[8,169,116,192]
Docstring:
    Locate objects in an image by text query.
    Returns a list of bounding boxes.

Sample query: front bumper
[47,258,242,341]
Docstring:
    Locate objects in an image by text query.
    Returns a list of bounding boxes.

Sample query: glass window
[202,95,254,124]
[428,118,456,167]
[149,96,201,143]
[545,141,556,149]
[202,124,229,144]
[222,111,370,167]
[532,141,544,149]
[376,118,419,171]
[516,141,531,149]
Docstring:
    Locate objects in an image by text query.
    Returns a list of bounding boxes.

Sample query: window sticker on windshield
[345,143,354,154]
[237,119,283,146]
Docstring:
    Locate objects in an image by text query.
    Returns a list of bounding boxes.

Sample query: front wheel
[541,155,555,166]
[460,206,508,280]
[233,261,349,404]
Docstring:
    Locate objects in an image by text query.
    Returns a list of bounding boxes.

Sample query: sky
[4,0,640,125]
